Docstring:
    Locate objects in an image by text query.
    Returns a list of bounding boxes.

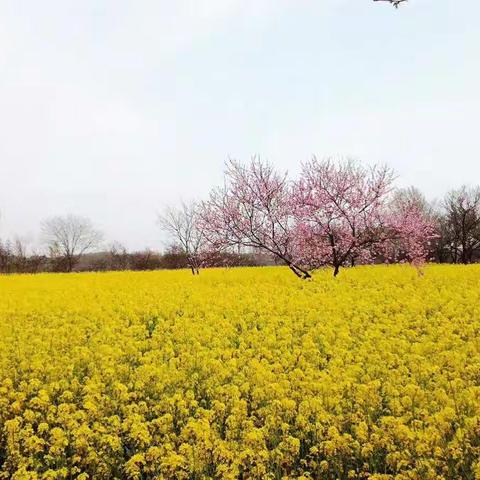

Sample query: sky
[1,0,479,251]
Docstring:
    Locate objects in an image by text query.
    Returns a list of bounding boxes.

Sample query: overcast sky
[1,0,479,251]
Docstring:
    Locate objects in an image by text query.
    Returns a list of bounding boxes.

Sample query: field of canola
[1,265,480,480]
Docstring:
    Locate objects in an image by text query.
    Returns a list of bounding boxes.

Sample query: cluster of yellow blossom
[1,265,480,479]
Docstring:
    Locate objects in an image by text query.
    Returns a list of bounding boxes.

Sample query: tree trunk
[333,264,340,277]
[288,264,302,278]
[188,255,200,275]
[288,263,311,279]
[461,242,467,264]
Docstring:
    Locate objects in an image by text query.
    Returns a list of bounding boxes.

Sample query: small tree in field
[42,214,103,272]
[200,158,310,278]
[158,201,206,275]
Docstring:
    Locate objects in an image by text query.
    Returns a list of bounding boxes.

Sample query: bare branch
[373,0,407,7]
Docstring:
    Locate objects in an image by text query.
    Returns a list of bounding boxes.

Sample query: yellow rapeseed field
[1,265,480,480]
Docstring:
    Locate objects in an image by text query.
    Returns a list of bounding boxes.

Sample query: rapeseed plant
[0,265,479,479]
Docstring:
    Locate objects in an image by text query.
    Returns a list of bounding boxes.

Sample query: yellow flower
[0,265,479,478]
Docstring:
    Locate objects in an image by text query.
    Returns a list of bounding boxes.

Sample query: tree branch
[373,0,407,7]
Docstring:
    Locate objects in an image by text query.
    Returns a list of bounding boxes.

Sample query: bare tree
[41,214,103,272]
[440,187,480,264]
[11,237,27,272]
[0,240,13,274]
[129,248,162,271]
[391,187,433,217]
[108,242,130,270]
[158,201,206,275]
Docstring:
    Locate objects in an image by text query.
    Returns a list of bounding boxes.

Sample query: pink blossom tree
[292,158,436,276]
[292,158,395,276]
[383,195,438,266]
[200,158,311,278]
[201,157,436,279]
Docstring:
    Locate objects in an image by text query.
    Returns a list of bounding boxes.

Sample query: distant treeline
[0,242,272,274]
[3,156,480,276]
